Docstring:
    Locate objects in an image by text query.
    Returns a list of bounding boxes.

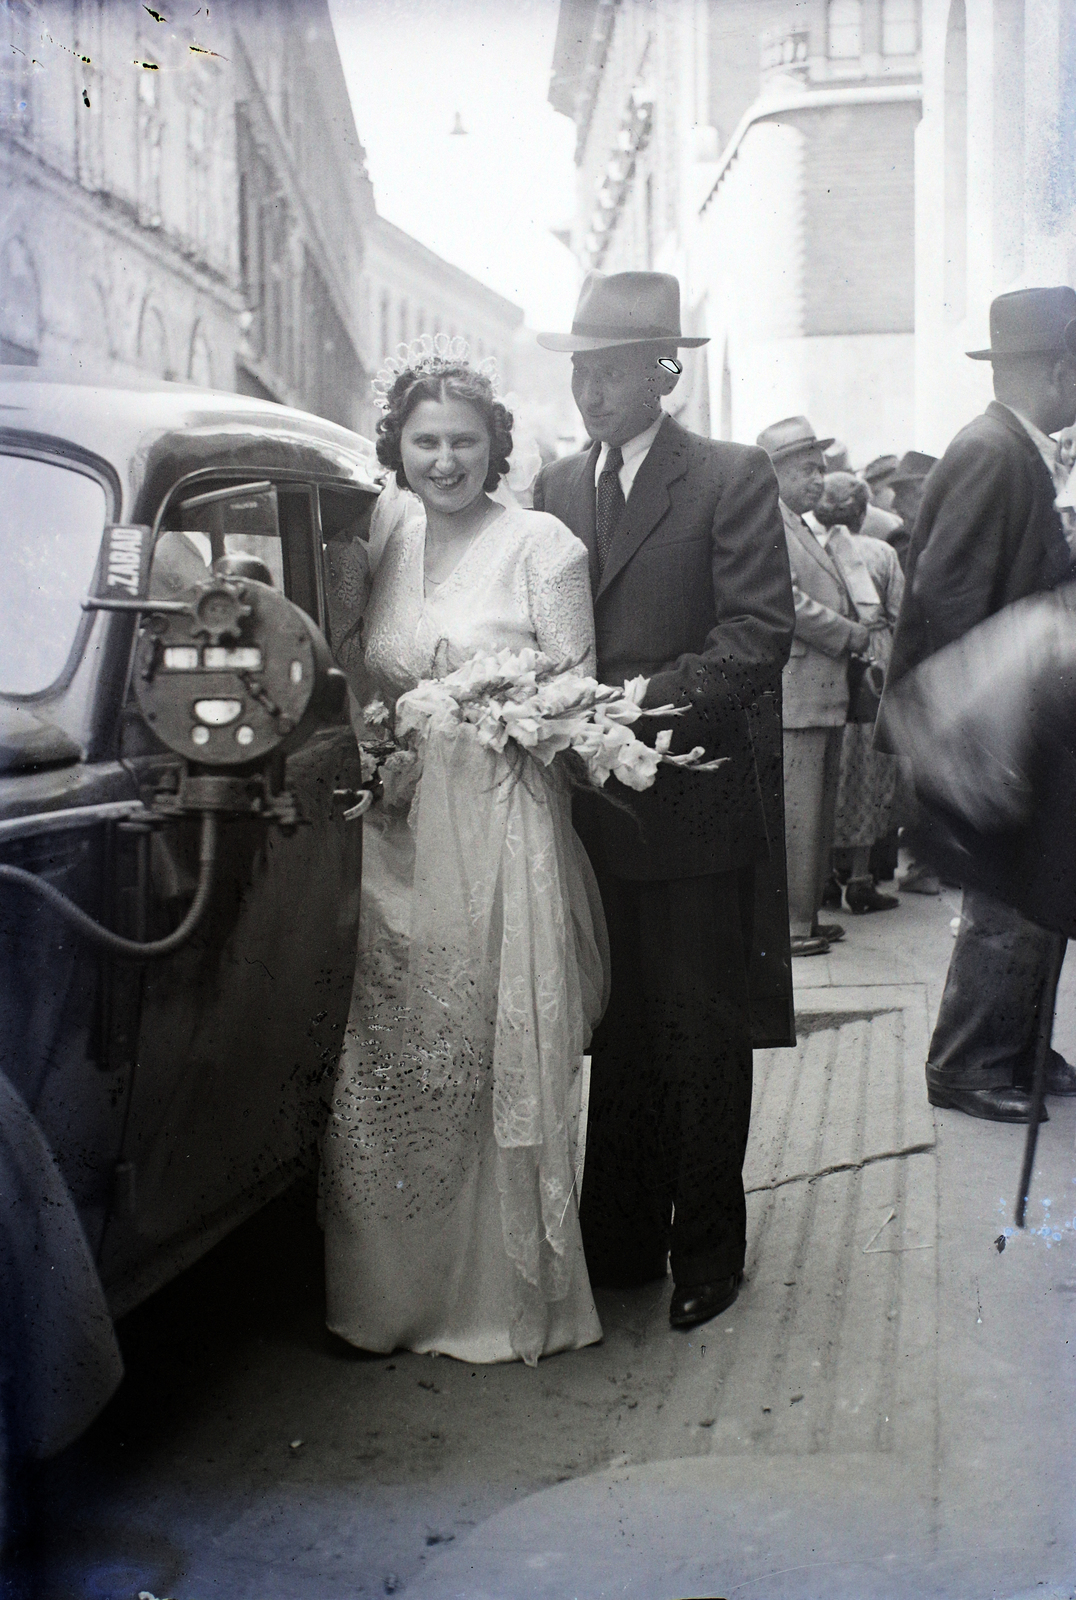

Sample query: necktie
[596,446,625,574]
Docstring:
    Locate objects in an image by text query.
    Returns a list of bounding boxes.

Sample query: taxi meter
[134,570,340,775]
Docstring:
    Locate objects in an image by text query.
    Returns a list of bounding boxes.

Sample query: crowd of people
[318,271,1076,1375]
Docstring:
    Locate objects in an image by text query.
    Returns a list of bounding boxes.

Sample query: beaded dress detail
[321,500,607,1365]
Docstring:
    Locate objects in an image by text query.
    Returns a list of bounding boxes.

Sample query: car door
[98,474,369,1308]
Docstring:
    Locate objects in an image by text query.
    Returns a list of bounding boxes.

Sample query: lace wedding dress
[320,500,608,1365]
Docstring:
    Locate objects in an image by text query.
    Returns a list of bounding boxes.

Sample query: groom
[534,272,794,1329]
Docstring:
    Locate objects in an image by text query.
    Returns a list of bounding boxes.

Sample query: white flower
[612,737,662,791]
[654,728,673,754]
[362,697,391,727]
[622,675,650,706]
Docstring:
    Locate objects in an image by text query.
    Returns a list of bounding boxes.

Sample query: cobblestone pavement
[28,869,1076,1599]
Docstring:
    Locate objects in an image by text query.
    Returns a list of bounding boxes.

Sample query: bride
[320,345,608,1365]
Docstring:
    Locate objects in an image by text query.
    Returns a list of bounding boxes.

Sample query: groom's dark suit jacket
[533,412,796,1044]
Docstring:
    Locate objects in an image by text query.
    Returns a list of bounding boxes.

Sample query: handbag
[823,527,889,723]
[846,652,886,724]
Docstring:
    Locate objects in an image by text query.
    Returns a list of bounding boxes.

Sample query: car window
[0,454,108,696]
[319,484,374,664]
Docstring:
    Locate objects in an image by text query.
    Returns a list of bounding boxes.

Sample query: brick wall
[798,98,919,335]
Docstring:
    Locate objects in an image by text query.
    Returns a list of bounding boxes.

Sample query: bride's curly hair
[376,363,514,492]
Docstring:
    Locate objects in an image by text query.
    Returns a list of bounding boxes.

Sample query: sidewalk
[409,874,1076,1600]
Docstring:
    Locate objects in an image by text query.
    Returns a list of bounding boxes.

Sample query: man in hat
[759,418,891,947]
[885,286,1076,1122]
[884,451,938,572]
[532,271,794,1331]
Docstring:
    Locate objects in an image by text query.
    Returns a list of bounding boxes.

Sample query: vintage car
[0,369,379,1329]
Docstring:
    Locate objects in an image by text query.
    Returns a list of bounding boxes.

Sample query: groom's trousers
[578,863,754,1290]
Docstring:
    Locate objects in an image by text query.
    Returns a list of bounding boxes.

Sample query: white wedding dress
[320,499,607,1365]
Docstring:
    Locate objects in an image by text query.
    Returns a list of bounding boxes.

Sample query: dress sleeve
[525,516,597,675]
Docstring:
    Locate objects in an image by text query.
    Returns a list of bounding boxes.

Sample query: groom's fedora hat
[537,271,709,353]
[966,285,1076,360]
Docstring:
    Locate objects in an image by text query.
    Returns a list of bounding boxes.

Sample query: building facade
[0,0,374,431]
[913,0,1076,451]
[550,0,923,462]
[358,216,524,437]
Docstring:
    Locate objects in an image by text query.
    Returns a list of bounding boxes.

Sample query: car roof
[0,367,383,516]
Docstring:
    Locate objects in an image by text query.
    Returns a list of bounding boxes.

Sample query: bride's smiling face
[400,396,491,516]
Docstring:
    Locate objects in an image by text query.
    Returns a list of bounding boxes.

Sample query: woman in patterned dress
[320,351,607,1365]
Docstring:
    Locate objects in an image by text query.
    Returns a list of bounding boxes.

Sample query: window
[137,301,170,378]
[398,300,409,348]
[138,63,162,224]
[0,237,40,364]
[0,456,107,695]
[827,0,862,58]
[0,1,34,141]
[379,292,390,359]
[188,98,210,250]
[882,0,918,56]
[188,324,213,386]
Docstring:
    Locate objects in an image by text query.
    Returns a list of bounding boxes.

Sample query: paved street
[29,869,1076,1600]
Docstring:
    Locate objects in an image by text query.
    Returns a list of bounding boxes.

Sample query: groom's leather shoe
[669,1272,742,1329]
[926,1081,1048,1123]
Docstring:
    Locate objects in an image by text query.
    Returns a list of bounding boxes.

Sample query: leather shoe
[845,878,899,913]
[669,1272,742,1329]
[821,873,843,909]
[813,921,845,943]
[926,1081,1048,1123]
[1017,1049,1076,1097]
[790,934,830,957]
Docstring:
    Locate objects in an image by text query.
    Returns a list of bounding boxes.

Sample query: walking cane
[1015,937,1067,1227]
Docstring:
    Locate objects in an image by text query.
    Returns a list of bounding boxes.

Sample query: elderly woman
[809,473,904,913]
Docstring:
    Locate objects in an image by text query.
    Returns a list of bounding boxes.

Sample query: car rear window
[0,455,108,695]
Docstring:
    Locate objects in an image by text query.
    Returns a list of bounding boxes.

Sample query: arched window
[882,0,919,56]
[398,299,409,348]
[943,0,968,323]
[0,237,41,364]
[379,291,390,359]
[188,322,213,386]
[827,0,862,59]
[137,299,171,378]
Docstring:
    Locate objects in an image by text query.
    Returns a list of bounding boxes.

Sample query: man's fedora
[861,453,900,486]
[966,286,1076,360]
[756,415,835,460]
[537,270,709,353]
[890,449,938,486]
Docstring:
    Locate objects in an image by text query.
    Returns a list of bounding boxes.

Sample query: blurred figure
[758,417,870,956]
[809,473,903,913]
[882,450,942,894]
[885,451,938,572]
[861,454,899,509]
[858,453,906,547]
[885,287,1076,1123]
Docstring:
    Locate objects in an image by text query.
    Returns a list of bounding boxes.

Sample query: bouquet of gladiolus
[357,647,724,809]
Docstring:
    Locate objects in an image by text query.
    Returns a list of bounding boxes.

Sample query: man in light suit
[758,417,881,955]
[533,271,794,1331]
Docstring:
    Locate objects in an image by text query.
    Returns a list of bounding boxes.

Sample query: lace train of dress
[320,503,606,1365]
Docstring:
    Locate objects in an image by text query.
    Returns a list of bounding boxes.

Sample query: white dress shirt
[1003,404,1066,491]
[593,413,665,500]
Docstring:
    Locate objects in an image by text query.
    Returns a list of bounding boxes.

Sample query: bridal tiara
[371,333,502,412]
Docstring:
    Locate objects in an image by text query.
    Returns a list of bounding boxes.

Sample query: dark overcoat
[533,412,796,1045]
[886,400,1074,686]
[880,399,1076,926]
